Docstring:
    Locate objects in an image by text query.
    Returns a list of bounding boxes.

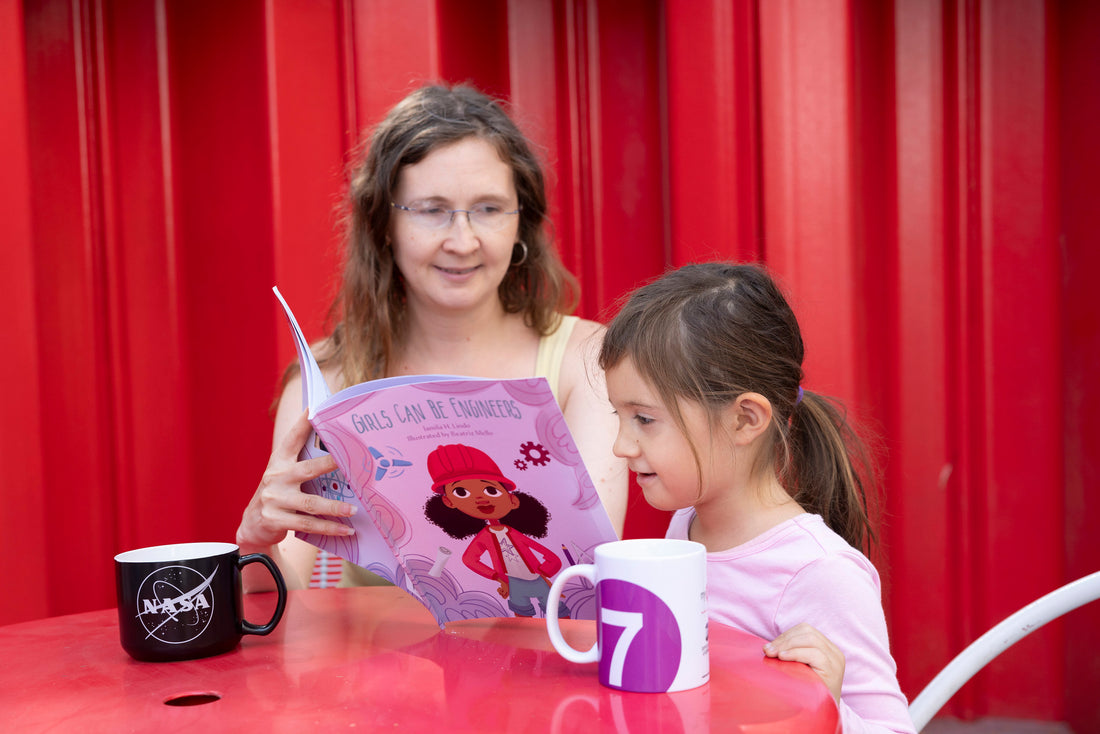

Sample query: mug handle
[237,553,287,635]
[546,564,599,663]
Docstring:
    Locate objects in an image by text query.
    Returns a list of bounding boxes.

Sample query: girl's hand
[497,580,509,598]
[236,410,356,550]
[763,623,845,703]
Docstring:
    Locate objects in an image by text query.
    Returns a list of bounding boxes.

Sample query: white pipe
[909,571,1100,731]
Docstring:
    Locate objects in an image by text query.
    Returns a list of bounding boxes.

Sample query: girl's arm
[776,554,916,734]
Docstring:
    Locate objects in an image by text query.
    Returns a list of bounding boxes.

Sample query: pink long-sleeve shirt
[666,509,915,734]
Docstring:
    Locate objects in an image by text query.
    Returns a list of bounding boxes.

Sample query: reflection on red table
[0,586,839,732]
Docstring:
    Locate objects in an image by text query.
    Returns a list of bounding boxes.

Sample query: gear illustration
[519,441,551,467]
[514,459,528,471]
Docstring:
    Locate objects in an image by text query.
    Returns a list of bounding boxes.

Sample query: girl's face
[390,137,521,318]
[606,357,735,512]
[441,479,518,521]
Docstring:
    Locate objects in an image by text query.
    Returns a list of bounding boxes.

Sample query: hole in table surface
[163,692,222,707]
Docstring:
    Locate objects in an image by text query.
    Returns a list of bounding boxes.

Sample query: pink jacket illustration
[461,525,563,583]
[423,443,570,618]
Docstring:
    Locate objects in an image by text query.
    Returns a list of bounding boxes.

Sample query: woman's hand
[764,623,845,703]
[236,410,356,551]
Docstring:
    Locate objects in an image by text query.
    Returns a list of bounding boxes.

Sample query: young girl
[600,262,915,734]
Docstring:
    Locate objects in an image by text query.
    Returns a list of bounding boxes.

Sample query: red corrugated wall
[2,0,1097,729]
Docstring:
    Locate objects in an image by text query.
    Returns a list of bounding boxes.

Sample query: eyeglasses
[391,202,521,232]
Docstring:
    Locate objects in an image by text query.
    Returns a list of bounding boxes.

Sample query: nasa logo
[134,565,217,645]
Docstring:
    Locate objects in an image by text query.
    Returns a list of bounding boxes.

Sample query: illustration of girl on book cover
[423,443,570,619]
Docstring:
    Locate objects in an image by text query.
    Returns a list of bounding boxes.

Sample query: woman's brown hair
[293,83,579,391]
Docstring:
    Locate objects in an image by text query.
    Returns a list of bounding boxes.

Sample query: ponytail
[784,390,878,553]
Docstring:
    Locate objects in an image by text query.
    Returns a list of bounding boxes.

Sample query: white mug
[546,538,709,693]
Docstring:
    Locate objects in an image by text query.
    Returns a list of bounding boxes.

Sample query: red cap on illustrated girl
[427,444,516,494]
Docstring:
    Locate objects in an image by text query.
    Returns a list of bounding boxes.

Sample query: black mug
[114,542,287,662]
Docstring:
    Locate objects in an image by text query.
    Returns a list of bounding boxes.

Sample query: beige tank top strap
[534,315,579,401]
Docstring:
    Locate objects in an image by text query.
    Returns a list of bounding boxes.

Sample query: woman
[236,84,627,590]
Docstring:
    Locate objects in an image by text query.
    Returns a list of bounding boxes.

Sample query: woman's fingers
[260,497,356,538]
[256,452,356,533]
[264,450,339,489]
[259,474,355,515]
[241,482,356,544]
[238,411,357,546]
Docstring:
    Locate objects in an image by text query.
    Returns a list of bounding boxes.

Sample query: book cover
[273,288,618,627]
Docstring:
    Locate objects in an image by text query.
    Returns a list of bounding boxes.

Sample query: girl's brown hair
[599,262,879,552]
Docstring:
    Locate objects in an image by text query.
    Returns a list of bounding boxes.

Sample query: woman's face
[390,137,520,318]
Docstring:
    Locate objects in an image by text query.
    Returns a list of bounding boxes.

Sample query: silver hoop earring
[511,241,529,267]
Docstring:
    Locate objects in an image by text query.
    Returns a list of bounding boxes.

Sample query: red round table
[0,586,839,732]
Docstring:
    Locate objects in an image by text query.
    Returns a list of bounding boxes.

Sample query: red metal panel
[96,0,193,554]
[664,0,761,263]
[946,0,988,715]
[506,0,567,276]
[848,0,898,582]
[0,0,49,626]
[566,0,665,312]
[887,0,1068,720]
[551,0,600,311]
[889,0,955,700]
[161,0,278,545]
[6,5,1097,726]
[506,2,616,321]
[23,0,120,616]
[971,0,1063,718]
[350,0,438,134]
[757,0,860,403]
[265,0,349,351]
[1058,2,1100,730]
[437,0,511,101]
[552,0,669,539]
[589,0,665,309]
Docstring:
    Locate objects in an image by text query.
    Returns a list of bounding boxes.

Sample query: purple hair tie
[796,386,804,405]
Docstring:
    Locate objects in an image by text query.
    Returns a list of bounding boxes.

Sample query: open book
[273,288,618,627]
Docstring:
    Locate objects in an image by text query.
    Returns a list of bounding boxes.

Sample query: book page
[312,377,618,627]
[272,287,403,582]
[271,287,330,416]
